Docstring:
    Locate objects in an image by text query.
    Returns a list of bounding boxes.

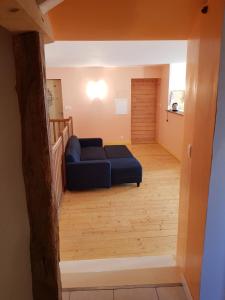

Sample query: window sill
[166,109,184,116]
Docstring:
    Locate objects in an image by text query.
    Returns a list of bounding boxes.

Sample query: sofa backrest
[65,136,81,163]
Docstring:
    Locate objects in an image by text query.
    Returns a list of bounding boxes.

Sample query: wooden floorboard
[59,144,180,261]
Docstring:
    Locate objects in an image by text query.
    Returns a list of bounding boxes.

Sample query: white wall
[200,16,225,300]
[0,27,33,299]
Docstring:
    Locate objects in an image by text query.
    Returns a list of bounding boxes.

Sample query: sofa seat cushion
[80,147,106,161]
[104,145,133,159]
[65,136,81,163]
[109,157,142,184]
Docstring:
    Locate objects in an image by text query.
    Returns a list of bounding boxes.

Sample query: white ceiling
[45,41,187,67]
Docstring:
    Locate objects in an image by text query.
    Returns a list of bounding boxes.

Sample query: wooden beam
[0,0,53,42]
[13,31,62,300]
[37,0,64,14]
[36,0,46,4]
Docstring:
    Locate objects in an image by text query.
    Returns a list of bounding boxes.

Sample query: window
[168,63,186,112]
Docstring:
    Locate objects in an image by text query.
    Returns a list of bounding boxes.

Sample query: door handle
[187,144,192,159]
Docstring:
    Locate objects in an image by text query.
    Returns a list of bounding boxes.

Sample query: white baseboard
[181,274,193,300]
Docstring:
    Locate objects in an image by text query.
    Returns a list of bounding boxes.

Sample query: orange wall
[177,1,225,299]
[49,0,201,40]
[177,15,200,290]
[156,65,184,160]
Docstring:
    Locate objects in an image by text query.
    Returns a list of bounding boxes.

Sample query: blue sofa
[65,136,142,190]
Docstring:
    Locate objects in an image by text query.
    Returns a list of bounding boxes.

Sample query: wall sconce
[86,80,108,100]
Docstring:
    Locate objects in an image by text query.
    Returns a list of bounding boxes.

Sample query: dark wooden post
[13,32,62,300]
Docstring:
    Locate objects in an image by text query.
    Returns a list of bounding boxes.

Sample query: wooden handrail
[51,116,73,208]
[52,135,63,153]
[52,136,63,208]
[50,117,71,122]
[50,116,73,144]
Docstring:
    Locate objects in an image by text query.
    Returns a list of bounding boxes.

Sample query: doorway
[131,78,158,144]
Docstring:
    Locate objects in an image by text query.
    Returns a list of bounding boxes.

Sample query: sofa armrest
[66,160,111,190]
[79,138,103,148]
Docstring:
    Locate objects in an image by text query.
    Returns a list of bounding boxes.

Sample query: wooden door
[131,78,158,144]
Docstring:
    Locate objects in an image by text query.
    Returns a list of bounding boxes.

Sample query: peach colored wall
[47,65,184,160]
[47,66,162,143]
[156,65,184,160]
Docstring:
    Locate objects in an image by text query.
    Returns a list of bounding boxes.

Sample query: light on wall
[86,80,108,100]
[169,63,186,91]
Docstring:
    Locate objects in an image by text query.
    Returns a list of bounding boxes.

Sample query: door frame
[11,3,225,300]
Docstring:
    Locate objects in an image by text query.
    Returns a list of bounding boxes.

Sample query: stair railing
[50,116,73,208]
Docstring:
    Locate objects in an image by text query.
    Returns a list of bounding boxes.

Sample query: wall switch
[64,105,72,111]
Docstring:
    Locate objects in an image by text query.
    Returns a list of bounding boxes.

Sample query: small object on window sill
[166,109,184,116]
[172,102,178,111]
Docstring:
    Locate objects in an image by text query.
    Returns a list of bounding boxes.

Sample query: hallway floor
[62,285,187,300]
[59,144,180,260]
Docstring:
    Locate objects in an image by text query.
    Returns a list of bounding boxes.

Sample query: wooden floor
[59,144,180,261]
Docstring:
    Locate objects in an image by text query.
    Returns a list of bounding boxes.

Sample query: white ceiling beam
[45,41,188,67]
[36,0,46,4]
[38,0,64,14]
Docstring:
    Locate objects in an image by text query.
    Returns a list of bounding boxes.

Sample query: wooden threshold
[61,266,181,290]
[60,255,180,290]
